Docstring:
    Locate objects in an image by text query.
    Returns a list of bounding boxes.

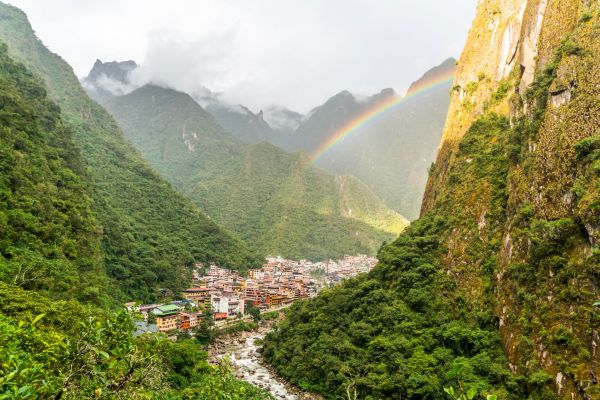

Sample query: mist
[9,0,477,112]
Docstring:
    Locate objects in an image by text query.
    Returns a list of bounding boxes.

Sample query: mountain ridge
[0,2,261,302]
[273,59,455,219]
[103,83,409,260]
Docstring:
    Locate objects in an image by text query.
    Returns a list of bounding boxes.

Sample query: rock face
[81,59,138,102]
[423,0,599,397]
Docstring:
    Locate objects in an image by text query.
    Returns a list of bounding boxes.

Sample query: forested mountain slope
[263,1,600,399]
[0,2,260,302]
[273,59,455,219]
[0,43,108,303]
[83,58,453,220]
[0,36,271,400]
[104,84,408,260]
[204,101,277,144]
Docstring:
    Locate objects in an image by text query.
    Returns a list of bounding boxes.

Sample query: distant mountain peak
[82,59,139,102]
[86,59,138,83]
[378,87,396,97]
[407,57,456,95]
[331,89,354,100]
[263,106,305,135]
[367,88,400,104]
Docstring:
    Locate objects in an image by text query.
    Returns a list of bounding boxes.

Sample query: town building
[153,304,180,332]
[128,254,376,333]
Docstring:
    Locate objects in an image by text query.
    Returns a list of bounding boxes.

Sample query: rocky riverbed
[208,323,322,400]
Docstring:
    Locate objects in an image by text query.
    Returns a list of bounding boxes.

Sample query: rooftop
[154,304,179,316]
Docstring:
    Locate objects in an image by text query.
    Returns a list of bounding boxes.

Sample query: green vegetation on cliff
[0,9,271,398]
[263,2,600,399]
[262,116,520,399]
[103,84,407,260]
[0,2,260,302]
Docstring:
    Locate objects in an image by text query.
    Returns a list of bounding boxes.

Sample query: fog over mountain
[8,0,476,112]
[82,57,454,219]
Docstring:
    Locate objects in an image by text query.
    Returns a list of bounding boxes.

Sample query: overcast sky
[8,0,477,112]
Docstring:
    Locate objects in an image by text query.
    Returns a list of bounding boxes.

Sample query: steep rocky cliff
[423,0,600,397]
[263,1,599,399]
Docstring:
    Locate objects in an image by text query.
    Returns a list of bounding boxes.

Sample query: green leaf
[31,313,45,326]
[467,387,477,400]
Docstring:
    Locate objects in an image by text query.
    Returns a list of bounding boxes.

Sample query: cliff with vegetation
[0,42,108,303]
[0,2,260,303]
[263,1,599,398]
[104,84,407,260]
[422,0,600,396]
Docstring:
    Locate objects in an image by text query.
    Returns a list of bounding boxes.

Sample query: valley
[208,320,321,400]
[98,83,408,260]
[0,0,598,399]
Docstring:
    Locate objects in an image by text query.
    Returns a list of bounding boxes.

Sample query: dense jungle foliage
[0,3,261,302]
[0,43,110,304]
[263,5,600,399]
[262,216,520,400]
[0,34,271,399]
[0,283,272,399]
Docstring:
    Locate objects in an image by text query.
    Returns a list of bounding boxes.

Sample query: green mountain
[82,58,451,220]
[205,101,277,144]
[263,1,599,399]
[270,59,455,220]
[0,2,260,302]
[0,42,108,303]
[103,84,408,260]
[0,32,271,400]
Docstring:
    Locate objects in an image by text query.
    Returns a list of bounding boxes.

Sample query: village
[126,254,377,333]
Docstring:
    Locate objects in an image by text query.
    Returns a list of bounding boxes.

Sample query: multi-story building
[211,294,245,317]
[182,287,211,307]
[179,312,202,330]
[153,304,180,332]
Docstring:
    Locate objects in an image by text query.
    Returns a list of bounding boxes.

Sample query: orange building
[154,304,180,332]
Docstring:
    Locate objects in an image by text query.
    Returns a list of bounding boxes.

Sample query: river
[208,324,322,400]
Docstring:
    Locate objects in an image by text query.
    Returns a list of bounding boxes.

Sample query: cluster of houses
[126,255,377,333]
[265,254,378,286]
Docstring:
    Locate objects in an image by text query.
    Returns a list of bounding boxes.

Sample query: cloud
[129,28,240,93]
[83,73,137,96]
[9,0,478,112]
[263,107,305,132]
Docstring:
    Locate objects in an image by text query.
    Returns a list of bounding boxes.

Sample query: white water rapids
[215,332,299,399]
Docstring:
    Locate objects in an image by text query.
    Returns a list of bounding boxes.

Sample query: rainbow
[310,67,455,163]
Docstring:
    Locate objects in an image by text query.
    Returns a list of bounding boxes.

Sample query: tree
[195,309,216,345]
[246,305,261,322]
